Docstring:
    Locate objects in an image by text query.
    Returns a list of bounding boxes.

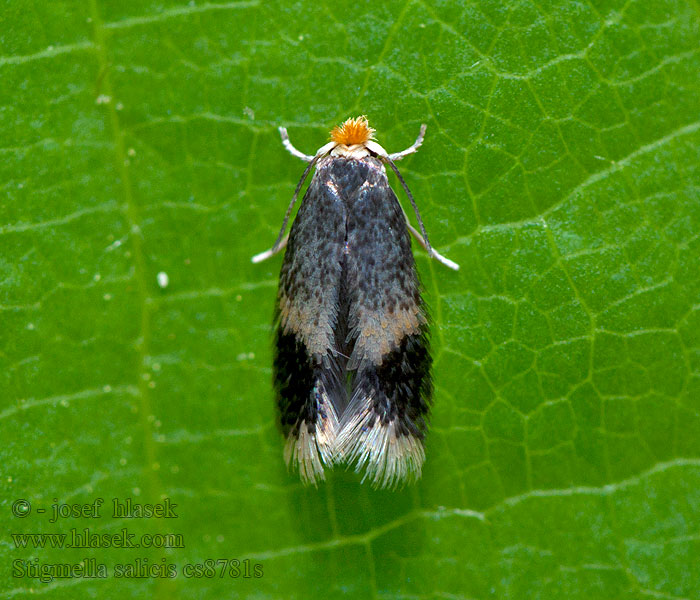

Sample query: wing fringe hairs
[283,394,339,484]
[335,392,427,489]
[255,117,459,489]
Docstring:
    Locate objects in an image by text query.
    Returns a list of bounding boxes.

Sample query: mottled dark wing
[273,166,347,484]
[336,162,432,488]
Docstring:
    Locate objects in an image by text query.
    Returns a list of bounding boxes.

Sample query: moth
[253,116,458,488]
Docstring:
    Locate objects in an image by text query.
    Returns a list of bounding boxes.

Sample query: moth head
[319,116,387,159]
[330,115,375,146]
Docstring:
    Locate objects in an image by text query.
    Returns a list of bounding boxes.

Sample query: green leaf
[2,0,699,598]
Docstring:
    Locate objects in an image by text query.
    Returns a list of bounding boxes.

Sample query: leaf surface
[2,1,699,598]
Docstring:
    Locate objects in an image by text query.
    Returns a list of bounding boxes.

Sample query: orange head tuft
[330,116,376,146]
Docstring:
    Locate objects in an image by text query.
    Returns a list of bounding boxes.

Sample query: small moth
[253,116,458,488]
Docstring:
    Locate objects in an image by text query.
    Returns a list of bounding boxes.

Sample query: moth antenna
[252,129,331,263]
[383,156,433,256]
[393,200,460,271]
[405,222,460,271]
[267,155,319,256]
[251,233,289,264]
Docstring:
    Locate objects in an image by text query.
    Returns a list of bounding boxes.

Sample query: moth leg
[251,233,289,264]
[387,124,427,162]
[279,127,315,162]
[406,222,460,271]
